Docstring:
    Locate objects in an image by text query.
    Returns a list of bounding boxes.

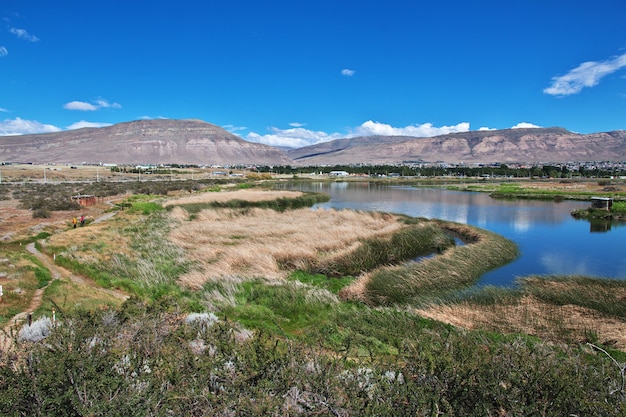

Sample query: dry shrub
[169,207,404,288]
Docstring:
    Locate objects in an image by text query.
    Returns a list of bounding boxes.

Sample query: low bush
[17,316,53,342]
[32,208,51,218]
[1,301,624,416]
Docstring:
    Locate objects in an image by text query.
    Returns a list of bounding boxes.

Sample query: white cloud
[67,120,112,130]
[247,126,345,148]
[0,117,61,136]
[246,120,471,148]
[63,99,121,111]
[341,69,356,76]
[352,120,470,137]
[9,27,39,42]
[544,52,626,96]
[0,108,8,113]
[64,101,98,111]
[289,122,305,127]
[0,47,7,57]
[511,122,541,129]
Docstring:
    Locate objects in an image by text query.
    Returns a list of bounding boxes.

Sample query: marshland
[0,164,625,415]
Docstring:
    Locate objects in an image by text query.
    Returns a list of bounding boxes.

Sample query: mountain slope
[0,119,293,166]
[287,128,626,165]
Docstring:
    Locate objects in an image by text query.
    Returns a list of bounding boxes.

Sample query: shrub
[18,316,53,342]
[32,208,51,218]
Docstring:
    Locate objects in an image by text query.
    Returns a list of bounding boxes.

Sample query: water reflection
[277,181,625,285]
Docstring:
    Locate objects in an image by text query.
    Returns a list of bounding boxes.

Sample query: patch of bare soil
[0,198,115,242]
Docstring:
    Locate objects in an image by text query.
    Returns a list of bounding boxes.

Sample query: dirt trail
[1,209,128,351]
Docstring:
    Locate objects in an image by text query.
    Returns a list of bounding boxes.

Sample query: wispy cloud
[341,68,356,77]
[0,47,7,57]
[0,107,8,113]
[223,124,247,132]
[0,117,61,136]
[544,52,626,96]
[9,27,39,42]
[139,115,169,120]
[63,99,122,111]
[67,120,113,130]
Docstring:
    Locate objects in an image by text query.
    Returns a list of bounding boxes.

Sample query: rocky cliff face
[0,119,292,166]
[287,128,626,165]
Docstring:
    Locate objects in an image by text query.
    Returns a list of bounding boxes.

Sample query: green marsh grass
[361,224,518,306]
[165,192,329,215]
[312,222,455,277]
[518,275,626,318]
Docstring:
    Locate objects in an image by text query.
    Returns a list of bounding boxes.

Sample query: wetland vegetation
[1,171,625,416]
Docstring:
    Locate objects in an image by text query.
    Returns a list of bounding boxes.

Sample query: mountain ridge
[1,119,626,166]
[0,119,292,166]
[287,127,626,165]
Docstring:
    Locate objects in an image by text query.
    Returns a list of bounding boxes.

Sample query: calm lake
[277,181,626,286]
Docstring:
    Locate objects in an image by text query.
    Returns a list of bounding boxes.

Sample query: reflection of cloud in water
[541,252,596,275]
[448,204,468,224]
[512,211,531,232]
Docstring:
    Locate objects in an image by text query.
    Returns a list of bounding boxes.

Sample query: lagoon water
[278,181,626,286]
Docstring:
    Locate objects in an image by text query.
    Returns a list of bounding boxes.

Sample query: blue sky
[1,1,626,147]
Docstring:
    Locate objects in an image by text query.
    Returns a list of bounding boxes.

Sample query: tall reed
[356,223,518,307]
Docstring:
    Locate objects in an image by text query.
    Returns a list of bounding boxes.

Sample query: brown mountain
[2,121,625,166]
[287,127,626,165]
[0,119,292,166]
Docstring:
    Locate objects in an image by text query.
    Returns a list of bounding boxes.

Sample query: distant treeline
[256,164,626,178]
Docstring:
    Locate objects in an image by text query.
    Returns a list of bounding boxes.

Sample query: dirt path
[1,209,128,351]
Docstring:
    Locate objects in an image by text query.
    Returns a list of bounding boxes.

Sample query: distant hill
[2,120,625,166]
[0,119,292,166]
[286,127,626,165]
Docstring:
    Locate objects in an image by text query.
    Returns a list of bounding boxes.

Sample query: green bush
[1,301,624,416]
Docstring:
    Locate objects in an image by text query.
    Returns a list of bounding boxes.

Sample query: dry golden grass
[169,206,405,288]
[416,295,626,351]
[163,188,303,206]
[43,212,135,264]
